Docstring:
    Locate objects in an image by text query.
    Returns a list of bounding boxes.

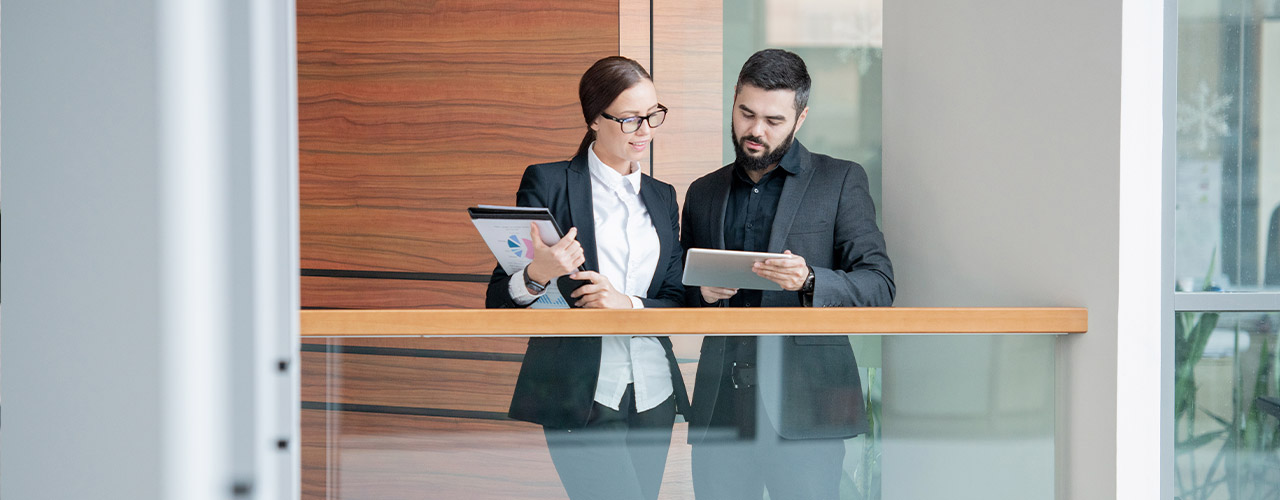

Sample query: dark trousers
[543,385,676,500]
[691,362,846,500]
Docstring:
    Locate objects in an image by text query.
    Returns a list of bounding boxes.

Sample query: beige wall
[883,0,1135,498]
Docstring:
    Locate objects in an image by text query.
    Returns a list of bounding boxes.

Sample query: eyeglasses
[600,105,668,134]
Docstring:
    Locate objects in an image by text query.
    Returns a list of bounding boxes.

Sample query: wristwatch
[800,266,816,294]
[523,269,548,294]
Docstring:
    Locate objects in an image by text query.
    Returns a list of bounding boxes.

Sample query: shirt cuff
[508,267,544,306]
[628,295,645,309]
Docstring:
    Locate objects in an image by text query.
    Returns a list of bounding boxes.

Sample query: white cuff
[508,267,545,306]
[628,295,645,309]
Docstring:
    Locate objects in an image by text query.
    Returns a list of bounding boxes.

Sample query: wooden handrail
[300,307,1087,337]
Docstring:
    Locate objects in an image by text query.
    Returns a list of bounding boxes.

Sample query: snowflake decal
[832,0,883,76]
[1177,81,1232,153]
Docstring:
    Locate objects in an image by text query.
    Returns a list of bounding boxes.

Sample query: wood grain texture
[301,275,487,309]
[300,409,565,500]
[619,0,655,176]
[301,408,697,500]
[301,351,520,413]
[304,336,531,355]
[298,0,620,306]
[619,0,652,76]
[301,335,699,417]
[301,307,1090,337]
[652,0,724,206]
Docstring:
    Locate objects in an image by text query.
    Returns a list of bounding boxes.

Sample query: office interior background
[3,0,1279,499]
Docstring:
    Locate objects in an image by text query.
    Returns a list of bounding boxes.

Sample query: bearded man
[680,48,896,500]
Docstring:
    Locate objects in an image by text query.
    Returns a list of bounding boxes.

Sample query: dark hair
[735,49,811,116]
[575,56,653,158]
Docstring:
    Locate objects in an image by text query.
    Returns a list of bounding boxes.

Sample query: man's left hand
[568,271,635,309]
[753,250,808,291]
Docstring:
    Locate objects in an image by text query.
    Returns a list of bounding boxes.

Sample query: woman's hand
[569,271,635,309]
[524,223,585,286]
[700,286,738,304]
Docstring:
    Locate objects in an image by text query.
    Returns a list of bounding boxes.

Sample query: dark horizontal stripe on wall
[301,343,696,365]
[302,268,490,283]
[301,343,524,362]
[302,401,511,421]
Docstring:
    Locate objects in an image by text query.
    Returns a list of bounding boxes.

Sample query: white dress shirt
[506,144,674,412]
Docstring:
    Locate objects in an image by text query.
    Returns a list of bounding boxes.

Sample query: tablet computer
[682,248,794,291]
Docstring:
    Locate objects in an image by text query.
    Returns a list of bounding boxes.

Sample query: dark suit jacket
[486,154,693,429]
[681,140,895,442]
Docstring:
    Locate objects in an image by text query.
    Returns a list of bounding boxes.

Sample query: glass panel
[1175,1,1280,292]
[301,334,1056,499]
[1174,311,1280,499]
[881,335,1056,500]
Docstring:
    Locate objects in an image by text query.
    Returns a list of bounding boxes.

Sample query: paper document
[468,206,572,308]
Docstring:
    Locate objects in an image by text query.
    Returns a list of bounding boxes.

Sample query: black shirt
[718,145,802,390]
[714,144,806,434]
[723,152,800,308]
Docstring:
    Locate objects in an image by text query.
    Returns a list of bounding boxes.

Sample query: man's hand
[524,223,584,286]
[568,271,634,309]
[753,250,808,291]
[700,286,738,304]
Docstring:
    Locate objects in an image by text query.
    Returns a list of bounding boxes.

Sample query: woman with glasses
[485,56,690,500]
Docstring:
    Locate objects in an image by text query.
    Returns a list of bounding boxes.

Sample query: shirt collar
[776,138,804,174]
[586,141,643,193]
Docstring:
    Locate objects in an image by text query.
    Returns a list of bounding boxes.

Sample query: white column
[1,1,298,498]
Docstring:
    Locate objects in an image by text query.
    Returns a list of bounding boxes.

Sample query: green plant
[1173,249,1280,500]
[1174,250,1221,500]
[1174,309,1221,500]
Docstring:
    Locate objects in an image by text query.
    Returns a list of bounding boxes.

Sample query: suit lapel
[767,148,815,253]
[639,177,670,298]
[710,167,731,249]
[566,155,599,271]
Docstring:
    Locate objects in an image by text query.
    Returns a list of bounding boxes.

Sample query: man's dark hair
[735,49,811,116]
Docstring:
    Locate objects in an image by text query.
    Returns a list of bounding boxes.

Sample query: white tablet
[682,248,794,291]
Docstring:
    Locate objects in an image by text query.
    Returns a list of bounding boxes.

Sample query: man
[681,48,895,499]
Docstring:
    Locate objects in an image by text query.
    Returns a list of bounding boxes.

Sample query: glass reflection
[300,333,1069,500]
[1174,311,1280,499]
[1175,0,1280,291]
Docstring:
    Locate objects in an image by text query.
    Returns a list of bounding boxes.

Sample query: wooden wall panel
[301,276,486,309]
[298,0,620,307]
[298,2,626,498]
[297,2,726,498]
[620,0,652,80]
[301,409,696,500]
[301,410,565,500]
[304,337,530,355]
[653,0,724,206]
[301,352,520,413]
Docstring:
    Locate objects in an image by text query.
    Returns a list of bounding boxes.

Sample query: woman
[485,56,691,500]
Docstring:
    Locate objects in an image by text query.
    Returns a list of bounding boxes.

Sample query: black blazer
[486,154,693,429]
[681,140,895,442]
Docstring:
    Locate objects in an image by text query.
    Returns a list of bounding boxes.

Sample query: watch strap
[523,269,548,294]
[800,266,816,294]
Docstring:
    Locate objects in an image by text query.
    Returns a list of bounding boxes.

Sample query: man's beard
[733,126,796,172]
